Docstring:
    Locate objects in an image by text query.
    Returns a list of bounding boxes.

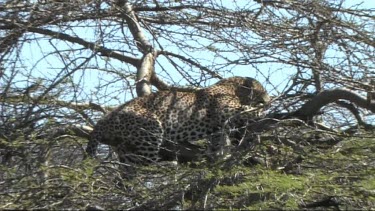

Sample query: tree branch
[150,73,200,92]
[158,50,222,80]
[113,1,157,97]
[136,53,154,96]
[114,0,153,53]
[295,89,375,120]
[0,23,140,67]
[0,94,111,114]
[28,27,140,67]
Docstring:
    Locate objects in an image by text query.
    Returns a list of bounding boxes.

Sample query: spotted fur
[86,77,270,177]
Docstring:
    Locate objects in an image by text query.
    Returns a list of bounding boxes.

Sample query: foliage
[1,127,374,210]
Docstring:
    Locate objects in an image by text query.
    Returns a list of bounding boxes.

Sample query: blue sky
[11,0,375,106]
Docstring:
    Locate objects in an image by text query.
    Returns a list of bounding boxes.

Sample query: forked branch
[294,89,375,120]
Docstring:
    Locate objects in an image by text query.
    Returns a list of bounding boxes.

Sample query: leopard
[85,76,270,178]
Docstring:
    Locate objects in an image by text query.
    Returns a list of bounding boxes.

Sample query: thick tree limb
[114,1,157,97]
[295,89,375,120]
[115,0,153,53]
[136,53,154,96]
[336,101,367,126]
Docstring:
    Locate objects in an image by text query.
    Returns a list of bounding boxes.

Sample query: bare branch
[158,51,222,80]
[27,27,140,67]
[150,73,199,92]
[335,100,372,129]
[295,89,375,120]
[114,0,153,53]
[0,94,111,114]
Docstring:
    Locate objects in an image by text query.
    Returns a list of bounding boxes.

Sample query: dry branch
[295,89,375,120]
[0,94,111,114]
[114,0,154,53]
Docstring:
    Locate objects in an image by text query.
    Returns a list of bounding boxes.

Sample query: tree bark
[295,89,375,120]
